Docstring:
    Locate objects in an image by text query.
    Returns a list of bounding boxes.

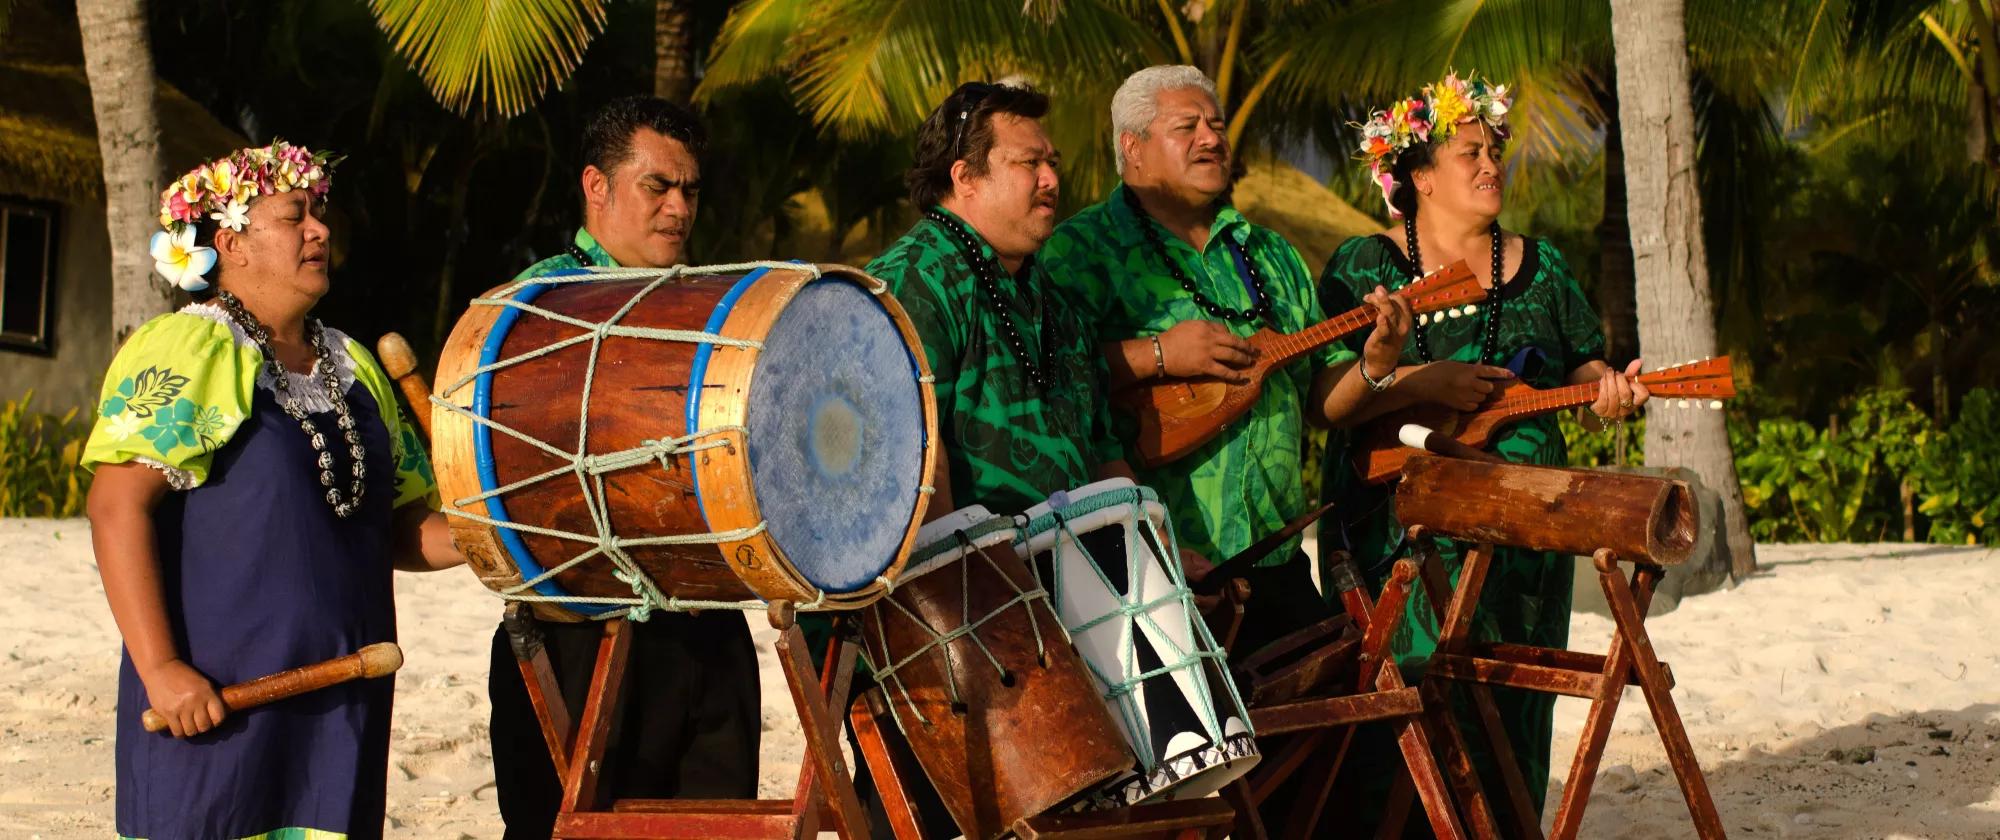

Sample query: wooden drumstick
[375,332,433,439]
[141,642,403,734]
[1398,423,1507,465]
[1193,500,1341,595]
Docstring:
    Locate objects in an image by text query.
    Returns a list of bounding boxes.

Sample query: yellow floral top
[80,303,438,509]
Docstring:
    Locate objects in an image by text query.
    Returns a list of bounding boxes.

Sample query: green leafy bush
[0,391,92,518]
[1912,390,2000,545]
[1385,386,1999,545]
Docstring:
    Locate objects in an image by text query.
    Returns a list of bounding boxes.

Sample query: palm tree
[77,0,173,347]
[1608,0,1758,577]
[655,0,695,103]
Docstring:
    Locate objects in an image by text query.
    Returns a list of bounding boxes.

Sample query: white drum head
[899,505,1016,584]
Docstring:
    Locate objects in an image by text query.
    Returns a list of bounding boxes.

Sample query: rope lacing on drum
[861,527,1053,730]
[429,261,907,620]
[1015,485,1255,769]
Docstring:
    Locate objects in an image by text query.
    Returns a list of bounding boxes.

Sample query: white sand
[2,520,1995,838]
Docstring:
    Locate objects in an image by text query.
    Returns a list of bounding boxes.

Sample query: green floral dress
[1318,233,1605,823]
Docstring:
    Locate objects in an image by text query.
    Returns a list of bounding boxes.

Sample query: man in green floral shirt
[1041,66,1409,656]
[487,97,761,840]
[869,81,1135,518]
[831,80,1141,837]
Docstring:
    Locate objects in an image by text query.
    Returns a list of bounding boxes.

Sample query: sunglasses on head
[948,82,1000,161]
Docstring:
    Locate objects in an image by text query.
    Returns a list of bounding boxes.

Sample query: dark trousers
[1225,553,1340,833]
[488,610,762,840]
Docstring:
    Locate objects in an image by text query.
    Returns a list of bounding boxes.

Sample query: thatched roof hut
[0,0,244,202]
[0,0,245,415]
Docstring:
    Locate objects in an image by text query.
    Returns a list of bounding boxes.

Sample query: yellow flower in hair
[1431,85,1469,129]
[202,160,236,199]
[175,171,204,202]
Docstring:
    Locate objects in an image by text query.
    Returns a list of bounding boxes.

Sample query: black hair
[905,82,1051,208]
[581,96,708,175]
[1387,143,1437,220]
[1387,126,1508,219]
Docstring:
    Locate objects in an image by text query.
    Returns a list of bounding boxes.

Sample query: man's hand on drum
[141,659,226,738]
[1157,320,1257,384]
[1179,548,1225,613]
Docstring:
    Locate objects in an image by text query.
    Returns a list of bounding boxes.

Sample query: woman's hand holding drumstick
[142,643,404,735]
[376,332,432,440]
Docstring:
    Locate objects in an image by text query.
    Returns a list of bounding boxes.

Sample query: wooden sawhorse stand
[505,601,871,839]
[846,686,1237,840]
[1220,554,1475,840]
[1393,454,1727,840]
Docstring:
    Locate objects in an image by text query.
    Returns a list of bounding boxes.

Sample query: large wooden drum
[432,264,939,620]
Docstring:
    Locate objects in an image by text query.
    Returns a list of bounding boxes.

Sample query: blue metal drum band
[683,267,770,519]
[472,275,614,615]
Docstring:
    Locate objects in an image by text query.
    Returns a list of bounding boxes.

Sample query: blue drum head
[745,278,926,593]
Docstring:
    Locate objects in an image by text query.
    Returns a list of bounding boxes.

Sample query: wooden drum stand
[380,332,875,839]
[1392,454,1726,840]
[504,601,873,840]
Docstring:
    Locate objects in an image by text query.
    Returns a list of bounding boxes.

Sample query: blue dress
[83,307,438,840]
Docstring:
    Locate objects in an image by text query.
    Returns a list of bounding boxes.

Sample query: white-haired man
[1041,65,1408,656]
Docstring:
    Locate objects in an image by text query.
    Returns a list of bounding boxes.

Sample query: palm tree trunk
[654,0,695,104]
[1591,70,1639,367]
[1609,0,1757,579]
[1964,0,2000,169]
[77,0,173,348]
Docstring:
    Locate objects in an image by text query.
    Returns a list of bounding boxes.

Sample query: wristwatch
[1360,364,1397,392]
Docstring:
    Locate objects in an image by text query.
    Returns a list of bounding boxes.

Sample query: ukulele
[1116,261,1485,469]
[1350,356,1738,484]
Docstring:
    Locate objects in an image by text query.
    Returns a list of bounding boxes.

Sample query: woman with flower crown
[1314,75,1650,827]
[79,141,464,839]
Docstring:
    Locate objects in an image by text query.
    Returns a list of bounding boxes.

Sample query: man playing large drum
[484,96,762,840]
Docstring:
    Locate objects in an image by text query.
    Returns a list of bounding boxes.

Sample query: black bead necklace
[1122,188,1273,325]
[217,290,368,517]
[923,208,1054,392]
[1403,216,1505,364]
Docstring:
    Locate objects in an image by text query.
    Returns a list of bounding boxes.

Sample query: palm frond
[367,0,608,118]
[697,0,816,95]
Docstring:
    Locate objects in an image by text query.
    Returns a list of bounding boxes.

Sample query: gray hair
[1110,65,1221,175]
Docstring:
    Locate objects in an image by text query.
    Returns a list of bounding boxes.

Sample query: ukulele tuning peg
[1416,313,1429,326]
[1447,308,1463,319]
[1709,400,1724,410]
[1463,303,1478,315]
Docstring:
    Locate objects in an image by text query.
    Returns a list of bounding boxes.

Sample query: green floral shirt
[866,207,1123,516]
[518,227,617,278]
[1040,184,1354,567]
[80,305,439,509]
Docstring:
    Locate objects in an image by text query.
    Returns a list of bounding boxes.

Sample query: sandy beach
[2,519,1994,838]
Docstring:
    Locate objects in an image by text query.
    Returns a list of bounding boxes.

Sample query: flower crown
[150,140,339,292]
[1355,72,1511,218]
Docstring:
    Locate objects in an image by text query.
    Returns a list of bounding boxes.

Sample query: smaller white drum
[1014,478,1258,808]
